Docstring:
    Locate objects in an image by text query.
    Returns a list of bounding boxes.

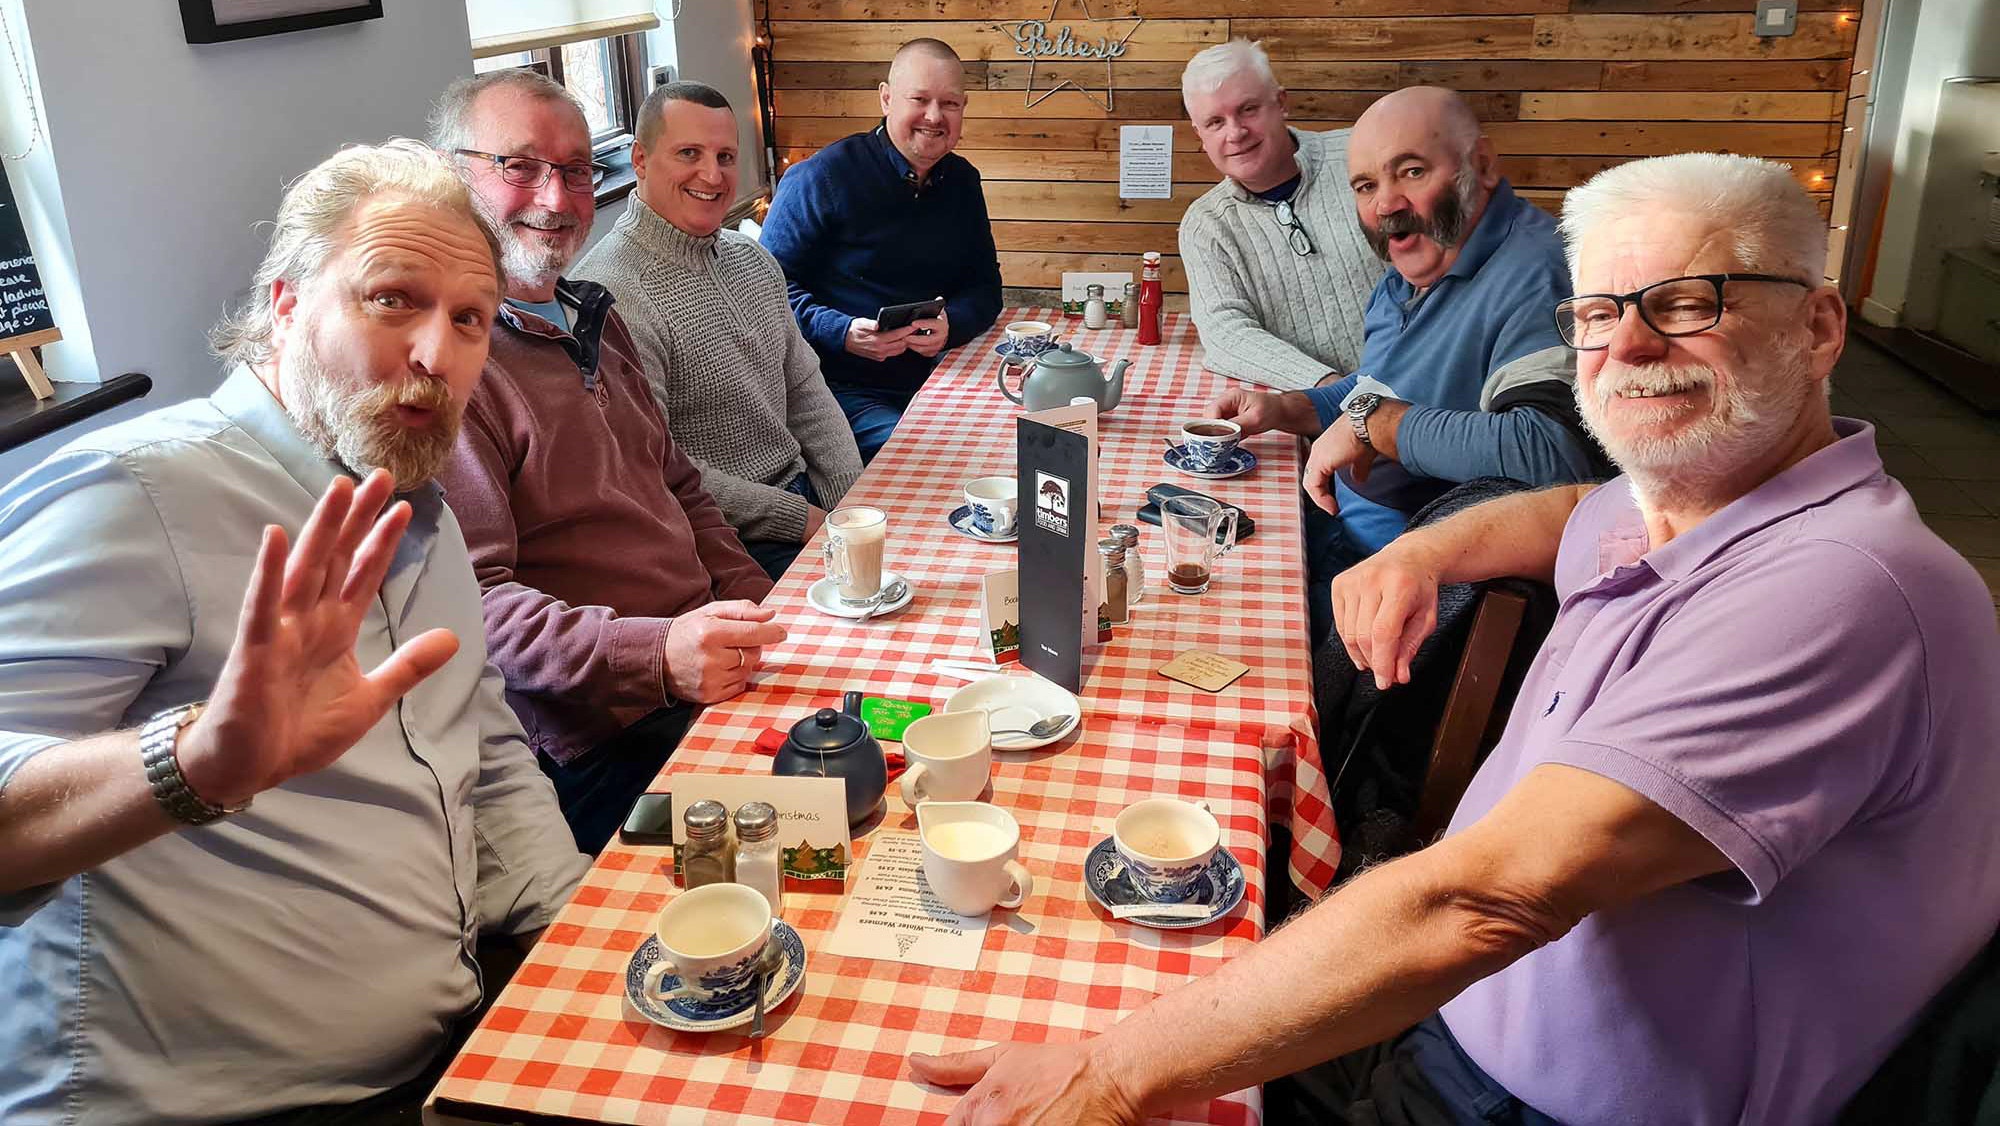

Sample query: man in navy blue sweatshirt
[761,38,1003,462]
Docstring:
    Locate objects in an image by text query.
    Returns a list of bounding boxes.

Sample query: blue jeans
[537,704,695,854]
[829,383,914,465]
[741,473,823,582]
[1264,1014,1559,1126]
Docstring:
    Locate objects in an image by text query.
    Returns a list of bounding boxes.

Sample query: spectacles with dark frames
[1272,199,1315,257]
[454,149,608,195]
[1554,273,1811,350]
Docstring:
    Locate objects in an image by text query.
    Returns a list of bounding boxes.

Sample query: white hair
[1559,153,1826,287]
[1181,39,1278,110]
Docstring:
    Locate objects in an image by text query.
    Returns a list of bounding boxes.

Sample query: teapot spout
[1105,359,1131,410]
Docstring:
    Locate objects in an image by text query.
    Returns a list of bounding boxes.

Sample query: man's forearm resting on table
[1085,765,1729,1115]
[1,731,184,894]
[1396,483,1594,587]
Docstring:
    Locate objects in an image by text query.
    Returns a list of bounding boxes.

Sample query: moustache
[1588,362,1715,409]
[506,207,579,234]
[360,375,456,420]
[1361,188,1470,262]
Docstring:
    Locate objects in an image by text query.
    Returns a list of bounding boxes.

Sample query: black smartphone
[875,296,945,334]
[619,792,675,845]
[1142,483,1256,541]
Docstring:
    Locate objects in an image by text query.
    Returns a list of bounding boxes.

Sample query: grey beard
[281,336,459,491]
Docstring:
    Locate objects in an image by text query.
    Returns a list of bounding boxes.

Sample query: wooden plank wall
[763,0,1858,299]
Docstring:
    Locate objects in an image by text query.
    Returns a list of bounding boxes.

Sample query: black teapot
[772,691,887,827]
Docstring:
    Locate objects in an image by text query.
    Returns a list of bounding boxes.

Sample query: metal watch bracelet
[138,702,249,825]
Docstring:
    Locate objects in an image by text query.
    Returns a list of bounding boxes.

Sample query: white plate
[944,674,1083,750]
[806,570,914,619]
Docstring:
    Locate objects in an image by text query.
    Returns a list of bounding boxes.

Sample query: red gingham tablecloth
[429,312,1341,1126]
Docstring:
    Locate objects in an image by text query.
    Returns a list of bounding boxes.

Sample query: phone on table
[1137,483,1257,542]
[875,296,946,334]
[619,792,674,845]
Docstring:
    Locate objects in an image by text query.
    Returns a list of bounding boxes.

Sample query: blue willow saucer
[1163,446,1257,480]
[993,338,1056,364]
[947,504,1018,543]
[624,919,806,1032]
[1083,837,1246,930]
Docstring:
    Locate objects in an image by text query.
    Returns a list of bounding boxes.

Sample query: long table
[429,312,1342,1126]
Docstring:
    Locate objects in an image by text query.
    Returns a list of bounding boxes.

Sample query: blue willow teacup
[964,476,1019,538]
[1113,798,1221,903]
[1177,419,1243,472]
[1003,320,1057,359]
[641,883,772,1007]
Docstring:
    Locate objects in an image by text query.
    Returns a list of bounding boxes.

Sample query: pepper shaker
[1109,522,1146,605]
[682,799,735,888]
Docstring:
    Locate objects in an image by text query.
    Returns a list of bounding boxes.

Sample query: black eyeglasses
[1554,273,1811,350]
[1272,199,1314,257]
[454,149,607,195]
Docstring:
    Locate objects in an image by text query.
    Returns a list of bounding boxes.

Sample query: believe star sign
[1001,0,1144,114]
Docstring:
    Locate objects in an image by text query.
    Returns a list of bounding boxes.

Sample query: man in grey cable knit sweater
[1178,40,1384,392]
[575,81,862,580]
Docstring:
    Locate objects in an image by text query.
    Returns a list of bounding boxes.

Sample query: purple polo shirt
[1439,419,2000,1124]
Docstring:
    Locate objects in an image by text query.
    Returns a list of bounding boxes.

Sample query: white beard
[281,330,460,490]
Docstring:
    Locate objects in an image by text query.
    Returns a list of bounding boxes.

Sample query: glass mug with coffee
[1161,494,1238,595]
[822,505,888,606]
[1177,418,1243,472]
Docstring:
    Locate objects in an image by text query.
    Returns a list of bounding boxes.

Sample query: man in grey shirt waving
[0,140,585,1124]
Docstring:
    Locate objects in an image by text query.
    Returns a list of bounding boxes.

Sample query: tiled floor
[1828,334,2000,608]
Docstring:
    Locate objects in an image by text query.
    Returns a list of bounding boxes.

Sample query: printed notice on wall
[1118,125,1173,200]
[824,831,988,970]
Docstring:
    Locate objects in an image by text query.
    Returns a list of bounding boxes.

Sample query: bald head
[1346,86,1500,288]
[888,38,965,86]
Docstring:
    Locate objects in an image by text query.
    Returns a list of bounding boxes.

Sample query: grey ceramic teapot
[997,342,1130,413]
[771,691,887,827]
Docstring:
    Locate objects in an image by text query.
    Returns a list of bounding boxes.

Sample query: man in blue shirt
[1211,87,1602,642]
[761,37,1003,462]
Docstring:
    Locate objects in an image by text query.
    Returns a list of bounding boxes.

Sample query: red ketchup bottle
[1136,250,1163,346]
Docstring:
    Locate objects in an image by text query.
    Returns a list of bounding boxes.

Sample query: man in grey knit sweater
[576,82,862,580]
[1178,41,1384,392]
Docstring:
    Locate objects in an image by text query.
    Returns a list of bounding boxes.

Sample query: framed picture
[179,0,384,44]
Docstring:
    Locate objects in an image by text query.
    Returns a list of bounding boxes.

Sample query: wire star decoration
[1000,0,1144,114]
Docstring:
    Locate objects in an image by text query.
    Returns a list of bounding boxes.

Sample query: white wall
[1861,0,2000,327]
[662,0,765,202]
[0,0,475,481]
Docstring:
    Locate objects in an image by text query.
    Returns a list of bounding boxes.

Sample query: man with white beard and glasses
[908,153,2000,1126]
[430,70,782,855]
[0,139,588,1124]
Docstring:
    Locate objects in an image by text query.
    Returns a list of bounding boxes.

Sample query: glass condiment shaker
[1083,282,1108,329]
[682,799,735,888]
[733,801,783,916]
[1098,538,1130,624]
[1109,522,1146,605]
[1121,280,1138,326]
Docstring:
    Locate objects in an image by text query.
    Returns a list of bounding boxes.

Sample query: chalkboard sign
[0,165,60,398]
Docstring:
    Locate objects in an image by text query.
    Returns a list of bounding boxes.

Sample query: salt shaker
[1083,283,1108,329]
[1097,538,1130,624]
[733,801,783,916]
[1109,522,1146,605]
[682,799,735,888]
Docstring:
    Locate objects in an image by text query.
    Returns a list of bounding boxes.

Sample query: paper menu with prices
[1118,124,1173,200]
[824,831,989,971]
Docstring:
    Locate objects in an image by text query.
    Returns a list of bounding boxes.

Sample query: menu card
[824,831,988,970]
[1016,402,1103,692]
[979,568,1022,664]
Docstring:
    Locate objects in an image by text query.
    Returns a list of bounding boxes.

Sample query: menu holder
[1016,402,1104,693]
[978,568,1021,664]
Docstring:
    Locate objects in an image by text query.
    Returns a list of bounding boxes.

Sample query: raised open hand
[176,470,460,807]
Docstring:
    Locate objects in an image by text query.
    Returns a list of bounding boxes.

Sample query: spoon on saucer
[990,713,1077,741]
[749,941,783,1039]
[856,579,909,623]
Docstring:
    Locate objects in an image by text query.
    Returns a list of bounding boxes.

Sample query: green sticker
[860,697,933,741]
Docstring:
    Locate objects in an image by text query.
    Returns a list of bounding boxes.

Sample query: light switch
[1755,0,1798,36]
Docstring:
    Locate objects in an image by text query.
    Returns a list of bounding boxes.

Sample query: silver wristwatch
[1346,392,1385,449]
[139,702,249,825]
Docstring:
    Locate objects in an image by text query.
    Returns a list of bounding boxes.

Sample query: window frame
[477,30,648,206]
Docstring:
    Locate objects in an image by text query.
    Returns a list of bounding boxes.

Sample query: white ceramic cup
[1178,418,1244,472]
[900,710,993,805]
[962,476,1019,538]
[641,882,773,1005]
[1003,320,1056,357]
[917,801,1035,916]
[1113,798,1220,903]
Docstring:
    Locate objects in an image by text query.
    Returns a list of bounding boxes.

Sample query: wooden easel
[1,325,58,399]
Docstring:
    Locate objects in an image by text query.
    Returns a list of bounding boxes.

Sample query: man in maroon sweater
[431,69,785,853]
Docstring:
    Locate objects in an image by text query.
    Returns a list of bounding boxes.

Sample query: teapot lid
[790,706,869,750]
[1037,342,1093,367]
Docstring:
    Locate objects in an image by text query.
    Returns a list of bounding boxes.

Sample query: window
[472,31,650,201]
